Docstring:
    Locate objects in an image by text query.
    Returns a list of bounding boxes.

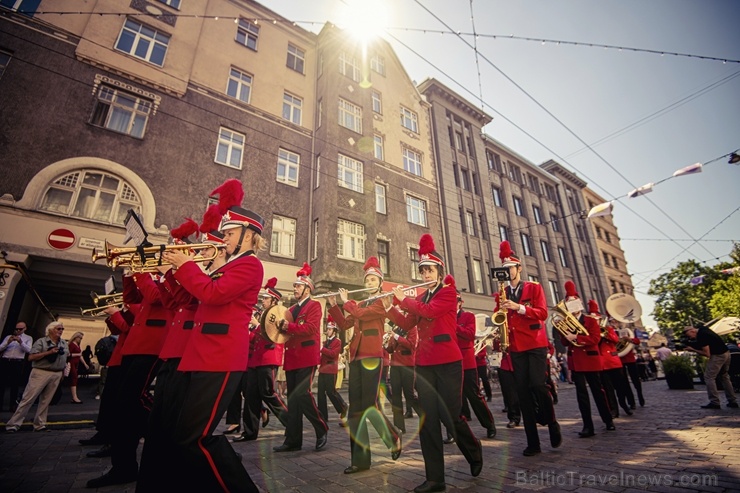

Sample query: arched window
[39,170,141,225]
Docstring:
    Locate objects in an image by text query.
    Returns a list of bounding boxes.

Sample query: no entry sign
[48,228,76,250]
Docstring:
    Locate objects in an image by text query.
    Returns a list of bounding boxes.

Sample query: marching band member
[164,179,265,492]
[560,282,615,438]
[456,293,496,439]
[496,348,521,428]
[273,263,329,453]
[385,320,418,434]
[234,277,289,442]
[593,301,633,418]
[495,240,560,457]
[475,346,492,402]
[328,256,402,474]
[317,316,348,424]
[618,323,645,408]
[384,235,482,493]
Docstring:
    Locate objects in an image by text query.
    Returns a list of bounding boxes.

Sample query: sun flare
[337,0,390,42]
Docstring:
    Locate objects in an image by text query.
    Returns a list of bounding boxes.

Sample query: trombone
[80,302,124,317]
[90,291,123,307]
[92,240,225,273]
[313,287,377,299]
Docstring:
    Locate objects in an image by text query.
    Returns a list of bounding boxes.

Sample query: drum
[260,304,292,344]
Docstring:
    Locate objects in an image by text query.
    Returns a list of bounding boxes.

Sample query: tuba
[615,328,635,357]
[605,293,642,357]
[551,300,589,346]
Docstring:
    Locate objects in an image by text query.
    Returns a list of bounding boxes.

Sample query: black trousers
[415,361,482,484]
[346,358,399,469]
[510,348,555,449]
[389,365,417,433]
[317,372,346,422]
[253,365,288,428]
[460,368,495,433]
[621,362,645,406]
[601,367,631,416]
[110,354,161,476]
[283,366,327,448]
[573,370,613,430]
[477,364,492,399]
[225,372,247,427]
[497,367,520,423]
[96,365,123,441]
[0,358,26,410]
[172,371,257,493]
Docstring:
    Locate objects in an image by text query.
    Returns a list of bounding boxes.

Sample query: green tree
[708,243,740,318]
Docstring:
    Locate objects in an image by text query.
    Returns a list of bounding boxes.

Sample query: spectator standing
[68,331,88,403]
[82,345,94,372]
[0,321,33,411]
[683,325,738,409]
[656,343,672,362]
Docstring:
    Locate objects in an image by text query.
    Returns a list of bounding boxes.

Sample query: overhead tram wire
[468,0,484,111]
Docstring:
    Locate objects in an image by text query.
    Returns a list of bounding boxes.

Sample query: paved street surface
[1,378,739,492]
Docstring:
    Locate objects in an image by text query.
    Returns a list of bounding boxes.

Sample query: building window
[373,134,384,161]
[312,219,319,260]
[499,224,508,242]
[473,259,484,294]
[605,231,612,243]
[492,186,503,207]
[226,67,252,103]
[584,255,594,274]
[378,240,389,275]
[452,164,460,187]
[540,241,551,262]
[0,50,11,79]
[282,93,302,125]
[277,148,300,187]
[406,195,428,227]
[596,226,603,239]
[372,90,382,114]
[214,128,244,169]
[315,156,321,189]
[612,256,619,269]
[39,170,141,225]
[551,214,560,232]
[400,106,418,133]
[465,211,475,236]
[472,172,480,195]
[90,85,152,138]
[459,208,466,234]
[115,19,170,66]
[520,233,532,256]
[410,248,421,280]
[559,247,569,267]
[576,223,585,241]
[545,184,557,202]
[370,54,385,75]
[460,168,471,191]
[337,154,364,193]
[375,183,387,214]
[286,43,305,73]
[270,215,296,258]
[533,205,543,224]
[528,174,540,194]
[479,214,487,240]
[402,148,422,176]
[486,151,502,172]
[338,51,360,82]
[318,99,323,127]
[548,281,560,306]
[455,132,464,151]
[337,219,365,261]
[338,98,362,133]
[603,251,610,266]
[513,196,524,216]
[236,19,259,50]
[157,0,181,8]
[509,164,522,184]
[610,279,618,293]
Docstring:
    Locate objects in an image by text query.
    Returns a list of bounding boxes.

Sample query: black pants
[389,365,417,433]
[510,348,555,449]
[621,362,645,406]
[283,366,327,448]
[415,361,482,483]
[460,368,495,433]
[242,366,289,440]
[95,365,123,441]
[477,364,492,399]
[0,359,26,410]
[317,372,346,422]
[601,367,631,416]
[172,371,257,492]
[497,367,520,423]
[346,358,399,469]
[225,372,247,427]
[573,370,613,430]
[110,354,161,476]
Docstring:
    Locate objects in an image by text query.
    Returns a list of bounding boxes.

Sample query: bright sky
[260,0,740,329]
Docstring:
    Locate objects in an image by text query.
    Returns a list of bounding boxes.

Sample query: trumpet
[92,240,225,273]
[551,300,589,346]
[362,281,436,304]
[90,291,123,307]
[313,287,378,299]
[80,301,124,317]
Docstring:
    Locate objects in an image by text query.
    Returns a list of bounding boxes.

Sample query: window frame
[533,205,543,224]
[338,98,363,133]
[90,84,152,138]
[402,147,422,176]
[499,224,508,242]
[338,51,361,82]
[337,153,364,193]
[540,240,551,262]
[513,196,524,216]
[286,43,305,74]
[282,92,303,126]
[372,90,382,114]
[520,233,532,256]
[337,219,366,262]
[410,247,421,281]
[373,134,384,161]
[406,194,428,227]
[115,19,170,67]
[558,247,569,267]
[378,240,390,275]
[214,127,245,169]
[492,186,503,207]
[375,183,387,214]
[226,67,253,104]
[370,54,386,76]
[400,106,419,133]
[236,18,260,51]
[270,215,297,258]
[472,259,484,294]
[276,148,300,187]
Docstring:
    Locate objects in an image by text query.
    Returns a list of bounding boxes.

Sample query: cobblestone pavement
[1,378,739,492]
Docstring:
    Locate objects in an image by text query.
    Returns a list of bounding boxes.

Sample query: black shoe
[404,410,413,418]
[86,469,137,488]
[506,420,518,428]
[442,436,455,444]
[606,423,616,431]
[261,410,270,428]
[235,452,242,460]
[273,444,301,452]
[552,395,558,405]
[638,397,645,407]
[86,444,112,458]
[578,428,595,438]
[623,408,633,416]
[79,434,106,446]
[470,461,483,477]
[340,407,348,419]
[224,424,241,435]
[612,412,619,419]
[501,408,508,413]
[232,433,256,442]
[486,396,492,402]
[701,403,721,409]
[344,465,369,474]
[630,404,636,410]
[728,402,739,408]
[549,422,562,448]
[414,480,446,493]
[391,435,402,461]
[315,433,328,451]
[487,427,496,439]
[339,419,348,428]
[522,447,541,457]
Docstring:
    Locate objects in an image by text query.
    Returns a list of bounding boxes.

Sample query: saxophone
[493,282,510,353]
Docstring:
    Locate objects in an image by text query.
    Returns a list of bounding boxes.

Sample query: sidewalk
[1,379,739,492]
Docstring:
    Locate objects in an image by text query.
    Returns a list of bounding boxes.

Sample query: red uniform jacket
[175,253,263,372]
[456,309,477,370]
[105,305,138,368]
[329,298,385,362]
[157,270,198,360]
[563,314,603,372]
[499,351,513,372]
[494,282,548,353]
[475,347,488,368]
[282,298,322,371]
[599,326,623,370]
[386,326,418,367]
[121,274,170,357]
[387,283,461,367]
[250,326,284,368]
[319,336,342,374]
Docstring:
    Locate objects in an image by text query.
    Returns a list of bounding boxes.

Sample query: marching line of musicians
[78,178,646,493]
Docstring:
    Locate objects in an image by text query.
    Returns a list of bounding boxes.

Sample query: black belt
[2,358,25,362]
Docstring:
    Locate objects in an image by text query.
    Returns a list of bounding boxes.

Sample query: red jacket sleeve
[174,256,264,305]
[285,299,322,336]
[122,275,143,304]
[457,311,476,341]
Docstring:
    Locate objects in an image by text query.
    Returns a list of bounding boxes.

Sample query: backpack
[94,335,117,367]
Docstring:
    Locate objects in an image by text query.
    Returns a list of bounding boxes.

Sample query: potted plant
[662,354,696,389]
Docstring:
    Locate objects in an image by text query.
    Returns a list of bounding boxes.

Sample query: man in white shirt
[655,343,672,362]
[0,321,33,411]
